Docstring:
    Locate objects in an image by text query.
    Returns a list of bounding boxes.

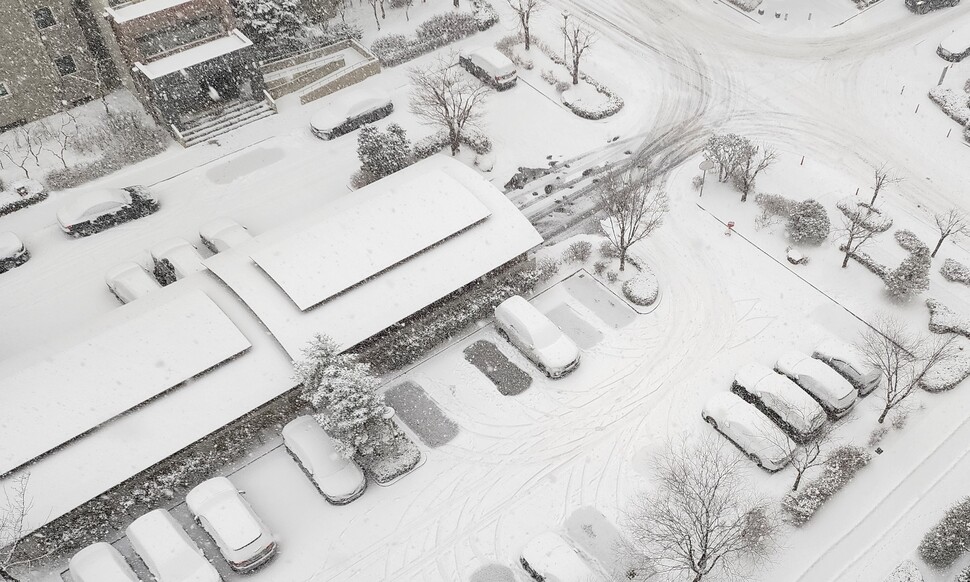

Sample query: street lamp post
[698,159,715,197]
[562,10,570,64]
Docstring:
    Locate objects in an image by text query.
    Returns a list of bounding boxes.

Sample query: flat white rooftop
[134,31,253,80]
[0,289,250,476]
[251,173,491,311]
[105,0,195,24]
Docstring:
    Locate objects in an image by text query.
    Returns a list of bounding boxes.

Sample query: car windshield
[204,497,261,551]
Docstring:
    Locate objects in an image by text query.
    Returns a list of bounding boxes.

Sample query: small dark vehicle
[906,0,960,14]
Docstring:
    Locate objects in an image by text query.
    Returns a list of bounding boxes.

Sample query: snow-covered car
[69,542,142,582]
[812,339,882,397]
[150,238,206,284]
[906,0,959,13]
[459,47,517,90]
[309,96,394,140]
[494,295,581,378]
[701,392,794,472]
[56,186,158,237]
[199,217,253,253]
[732,364,827,443]
[520,532,605,582]
[281,415,367,505]
[776,351,858,417]
[0,232,29,274]
[938,22,970,62]
[125,509,221,582]
[185,476,277,572]
[105,262,161,304]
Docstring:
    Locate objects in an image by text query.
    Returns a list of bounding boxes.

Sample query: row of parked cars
[68,415,367,581]
[702,341,881,471]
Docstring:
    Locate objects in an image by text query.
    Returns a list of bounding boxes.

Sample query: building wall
[0,0,105,130]
[107,0,234,65]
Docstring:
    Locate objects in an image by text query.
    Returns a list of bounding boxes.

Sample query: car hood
[316,463,365,497]
[535,335,580,370]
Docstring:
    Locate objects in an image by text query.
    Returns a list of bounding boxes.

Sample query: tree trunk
[841,252,850,268]
[0,567,20,582]
[454,0,459,6]
[877,405,889,424]
[740,187,749,203]
[372,3,380,29]
[449,128,460,156]
[932,235,946,258]
[524,23,531,50]
[692,572,703,582]
[571,64,579,85]
[380,0,386,18]
[793,469,804,491]
[619,247,627,271]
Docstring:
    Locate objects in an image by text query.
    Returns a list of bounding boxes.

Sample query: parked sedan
[310,96,393,140]
[125,509,221,582]
[733,364,827,442]
[105,262,161,304]
[199,217,253,253]
[812,339,882,397]
[69,542,142,582]
[151,238,206,284]
[185,476,277,572]
[776,351,858,417]
[282,415,367,504]
[702,392,794,471]
[0,232,29,273]
[520,532,605,582]
[57,186,158,237]
[494,295,581,378]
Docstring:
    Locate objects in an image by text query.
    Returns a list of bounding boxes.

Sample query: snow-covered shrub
[919,340,970,392]
[918,497,970,568]
[955,565,970,582]
[536,41,624,119]
[593,260,608,276]
[540,69,558,85]
[781,446,871,526]
[494,34,534,69]
[413,131,450,160]
[928,86,970,126]
[838,244,890,279]
[314,21,363,44]
[885,250,931,300]
[787,199,830,245]
[755,192,795,218]
[894,229,929,254]
[926,298,970,337]
[472,0,500,30]
[356,124,413,187]
[233,0,304,45]
[622,269,659,306]
[371,9,488,66]
[726,0,763,11]
[606,270,619,283]
[562,240,593,263]
[0,179,48,217]
[941,258,970,285]
[882,560,923,582]
[462,130,492,155]
[691,175,704,190]
[600,239,620,259]
[536,256,560,281]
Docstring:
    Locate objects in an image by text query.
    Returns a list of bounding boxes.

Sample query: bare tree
[732,144,776,202]
[868,165,901,206]
[368,0,381,29]
[40,112,78,170]
[622,438,778,582]
[932,209,969,258]
[70,52,112,118]
[561,19,594,85]
[768,421,836,492]
[703,133,747,183]
[409,56,489,156]
[507,0,541,50]
[15,128,44,169]
[1,143,33,180]
[598,166,668,271]
[1,475,36,581]
[858,315,957,424]
[837,200,892,268]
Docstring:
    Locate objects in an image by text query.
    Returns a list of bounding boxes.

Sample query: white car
[939,22,970,61]
[494,295,581,378]
[776,351,858,417]
[125,509,221,582]
[282,415,367,505]
[520,532,605,582]
[150,238,206,283]
[0,232,29,273]
[185,477,277,572]
[199,218,253,253]
[812,339,882,397]
[105,262,161,304]
[702,392,794,472]
[459,47,517,90]
[733,364,826,442]
[56,186,158,237]
[69,542,142,582]
[309,96,394,140]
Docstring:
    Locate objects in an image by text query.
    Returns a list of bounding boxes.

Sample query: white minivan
[494,295,580,378]
[938,22,970,62]
[459,47,518,90]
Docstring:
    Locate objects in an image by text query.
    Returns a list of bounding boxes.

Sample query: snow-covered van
[494,295,580,378]
[0,232,29,274]
[938,23,970,62]
[309,96,394,140]
[459,47,518,90]
[906,0,960,13]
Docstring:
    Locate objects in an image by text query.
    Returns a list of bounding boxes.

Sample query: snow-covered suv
[57,186,158,237]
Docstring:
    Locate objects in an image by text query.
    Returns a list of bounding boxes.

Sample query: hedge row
[0,189,47,218]
[534,41,624,120]
[941,258,970,286]
[370,2,498,67]
[414,129,492,160]
[781,446,871,525]
[918,497,970,568]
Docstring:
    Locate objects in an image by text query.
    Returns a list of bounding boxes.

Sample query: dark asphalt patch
[463,340,533,396]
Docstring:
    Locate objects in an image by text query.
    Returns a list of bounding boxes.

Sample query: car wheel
[538,363,551,378]
[749,453,763,467]
[497,328,509,342]
[704,416,717,430]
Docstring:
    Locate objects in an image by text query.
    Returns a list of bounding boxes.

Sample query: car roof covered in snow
[186,477,262,551]
[814,339,870,373]
[0,232,24,257]
[126,509,218,581]
[199,218,252,250]
[940,22,970,53]
[777,350,855,400]
[468,47,516,74]
[69,542,141,582]
[521,532,603,581]
[56,188,131,227]
[703,391,792,445]
[495,295,561,346]
[309,95,392,132]
[104,262,161,296]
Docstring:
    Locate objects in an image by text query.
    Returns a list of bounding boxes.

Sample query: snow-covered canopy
[104,0,195,24]
[134,30,253,80]
[206,155,543,358]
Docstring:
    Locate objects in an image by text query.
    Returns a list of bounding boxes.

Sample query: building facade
[0,0,116,131]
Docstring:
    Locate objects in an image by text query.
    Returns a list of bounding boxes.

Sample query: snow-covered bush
[535,41,624,119]
[919,340,970,392]
[838,245,890,279]
[599,239,620,259]
[494,33,533,69]
[356,123,413,187]
[787,199,830,245]
[918,496,970,568]
[536,256,560,281]
[941,258,970,285]
[622,269,659,306]
[562,240,593,263]
[371,6,495,66]
[593,260,608,276]
[726,0,763,10]
[926,298,970,337]
[754,192,796,226]
[413,130,491,160]
[781,446,871,526]
[885,250,931,300]
[955,565,970,582]
[606,270,619,283]
[472,0,499,30]
[894,229,929,254]
[233,0,304,45]
[928,86,970,126]
[882,560,923,582]
[540,69,558,85]
[0,179,47,217]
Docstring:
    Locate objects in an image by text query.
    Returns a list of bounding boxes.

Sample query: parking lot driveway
[463,340,534,396]
[561,272,636,329]
[384,381,460,448]
[544,303,603,349]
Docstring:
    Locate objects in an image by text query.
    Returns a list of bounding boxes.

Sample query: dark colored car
[57,186,158,237]
[0,232,29,273]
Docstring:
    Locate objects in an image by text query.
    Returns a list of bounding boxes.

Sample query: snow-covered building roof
[0,289,251,475]
[104,0,196,24]
[205,155,543,357]
[134,30,252,80]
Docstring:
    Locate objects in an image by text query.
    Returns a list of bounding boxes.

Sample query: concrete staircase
[174,99,276,147]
